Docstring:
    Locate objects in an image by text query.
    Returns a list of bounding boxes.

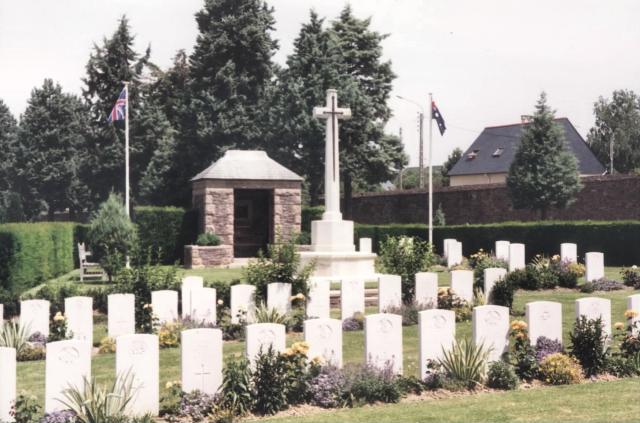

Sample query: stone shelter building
[186,150,302,267]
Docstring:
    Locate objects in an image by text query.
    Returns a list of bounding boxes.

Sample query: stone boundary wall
[350,175,640,225]
[184,245,233,268]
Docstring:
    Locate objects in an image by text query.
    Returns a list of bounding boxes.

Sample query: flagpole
[124,81,130,217]
[428,92,433,246]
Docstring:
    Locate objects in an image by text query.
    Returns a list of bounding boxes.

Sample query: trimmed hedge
[0,222,78,293]
[355,221,640,266]
[302,206,324,233]
[134,206,198,264]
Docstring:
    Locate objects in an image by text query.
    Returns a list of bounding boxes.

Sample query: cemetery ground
[14,266,639,422]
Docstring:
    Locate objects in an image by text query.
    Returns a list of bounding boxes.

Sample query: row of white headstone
[3,293,639,421]
[444,239,606,282]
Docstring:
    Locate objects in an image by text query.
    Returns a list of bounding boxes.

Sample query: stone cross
[195,364,211,391]
[313,89,351,221]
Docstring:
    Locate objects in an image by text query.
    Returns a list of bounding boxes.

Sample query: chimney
[521,115,533,124]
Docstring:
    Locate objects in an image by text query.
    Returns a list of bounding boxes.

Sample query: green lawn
[263,378,640,423]
[16,266,639,412]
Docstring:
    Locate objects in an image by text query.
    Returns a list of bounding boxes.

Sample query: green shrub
[134,206,197,264]
[438,339,490,389]
[539,353,583,385]
[88,194,137,282]
[244,240,313,303]
[621,266,640,288]
[0,222,77,294]
[378,236,436,303]
[569,316,609,376]
[355,220,640,266]
[487,361,519,390]
[220,358,253,416]
[12,392,41,423]
[468,250,508,291]
[196,232,221,246]
[490,277,516,308]
[0,321,31,355]
[509,321,538,381]
[343,363,404,405]
[0,288,19,318]
[252,346,289,415]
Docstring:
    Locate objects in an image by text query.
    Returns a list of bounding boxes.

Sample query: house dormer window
[492,147,504,157]
[467,149,479,160]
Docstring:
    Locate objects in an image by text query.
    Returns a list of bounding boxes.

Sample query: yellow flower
[614,322,625,330]
[312,355,326,365]
[624,309,639,319]
[510,320,527,331]
[282,347,294,357]
[295,293,306,301]
[54,312,65,322]
[143,303,152,309]
[165,381,174,389]
[217,299,223,305]
[291,341,310,355]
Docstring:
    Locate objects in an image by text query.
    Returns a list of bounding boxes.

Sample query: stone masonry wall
[274,188,302,242]
[350,175,640,225]
[203,188,234,245]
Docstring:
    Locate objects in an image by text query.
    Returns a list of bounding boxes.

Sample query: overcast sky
[1,0,639,166]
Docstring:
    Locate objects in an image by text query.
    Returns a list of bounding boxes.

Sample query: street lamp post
[396,95,425,189]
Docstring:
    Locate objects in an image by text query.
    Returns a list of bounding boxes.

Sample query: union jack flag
[106,88,127,122]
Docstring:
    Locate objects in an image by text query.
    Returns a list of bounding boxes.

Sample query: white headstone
[585,252,605,282]
[304,318,343,367]
[359,238,372,254]
[575,297,611,339]
[190,287,217,325]
[181,328,223,395]
[231,284,256,324]
[65,296,93,343]
[418,309,455,379]
[508,243,525,272]
[484,267,507,303]
[108,294,135,338]
[628,294,640,335]
[267,282,292,315]
[151,290,178,323]
[45,340,92,412]
[245,323,286,365]
[415,272,438,308]
[472,305,509,362]
[560,243,577,263]
[450,270,474,303]
[0,347,16,422]
[181,276,204,318]
[116,334,159,416]
[341,278,365,320]
[526,301,562,344]
[307,278,330,319]
[20,299,50,337]
[365,313,403,374]
[446,241,463,268]
[443,238,457,258]
[495,240,510,261]
[378,274,402,312]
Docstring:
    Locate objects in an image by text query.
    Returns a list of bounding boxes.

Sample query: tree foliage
[0,99,20,222]
[88,193,137,281]
[506,93,582,219]
[441,147,463,187]
[587,89,640,174]
[13,80,89,220]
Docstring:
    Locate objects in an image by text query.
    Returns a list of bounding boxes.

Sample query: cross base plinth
[310,219,355,253]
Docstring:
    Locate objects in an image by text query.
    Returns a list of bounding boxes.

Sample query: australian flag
[106,88,127,122]
[432,101,446,136]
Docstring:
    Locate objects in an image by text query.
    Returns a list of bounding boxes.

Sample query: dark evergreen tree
[329,6,404,216]
[265,11,341,205]
[14,79,90,220]
[441,147,463,186]
[0,99,21,222]
[82,15,163,209]
[184,0,278,169]
[507,93,582,219]
[587,89,640,174]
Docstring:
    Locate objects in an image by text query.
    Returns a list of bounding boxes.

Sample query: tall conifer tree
[507,93,582,219]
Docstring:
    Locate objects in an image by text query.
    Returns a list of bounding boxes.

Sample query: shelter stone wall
[273,188,302,242]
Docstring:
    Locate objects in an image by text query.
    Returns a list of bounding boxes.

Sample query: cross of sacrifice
[195,363,211,390]
[313,89,351,181]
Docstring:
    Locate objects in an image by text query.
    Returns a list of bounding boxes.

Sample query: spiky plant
[254,303,290,325]
[438,339,491,389]
[59,371,136,423]
[0,321,31,354]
